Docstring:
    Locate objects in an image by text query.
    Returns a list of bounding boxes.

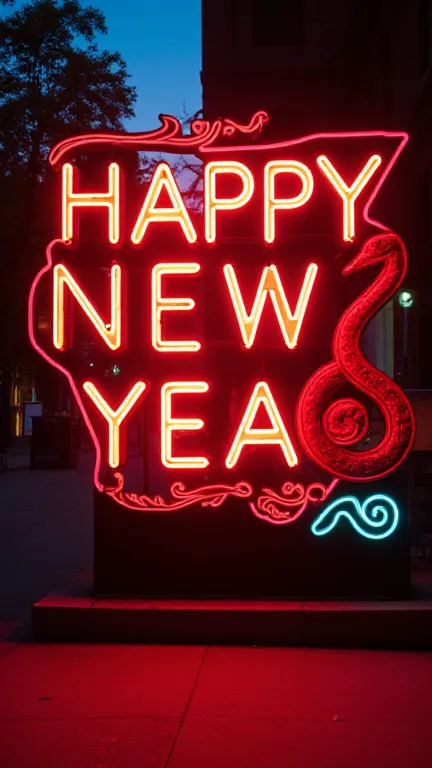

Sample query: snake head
[343,233,404,276]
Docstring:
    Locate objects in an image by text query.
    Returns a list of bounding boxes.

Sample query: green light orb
[398,290,414,308]
[112,364,121,376]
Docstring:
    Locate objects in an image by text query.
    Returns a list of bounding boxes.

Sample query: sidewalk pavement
[0,442,93,625]
[1,442,432,767]
[0,640,431,767]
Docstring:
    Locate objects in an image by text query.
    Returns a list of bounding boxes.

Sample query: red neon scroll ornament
[105,473,253,512]
[49,112,269,166]
[296,233,415,481]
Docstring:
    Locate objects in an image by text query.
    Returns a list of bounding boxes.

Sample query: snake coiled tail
[311,494,399,539]
[296,233,415,481]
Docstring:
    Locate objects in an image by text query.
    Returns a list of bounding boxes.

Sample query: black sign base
[94,474,410,600]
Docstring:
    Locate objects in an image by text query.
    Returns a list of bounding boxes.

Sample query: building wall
[347,0,432,387]
[202,0,357,134]
[201,0,432,386]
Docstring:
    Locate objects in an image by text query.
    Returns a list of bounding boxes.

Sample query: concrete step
[33,578,432,649]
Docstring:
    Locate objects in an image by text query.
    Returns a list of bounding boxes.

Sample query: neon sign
[29,111,415,534]
[311,494,399,539]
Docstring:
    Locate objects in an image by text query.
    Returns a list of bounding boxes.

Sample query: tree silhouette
[0,0,136,434]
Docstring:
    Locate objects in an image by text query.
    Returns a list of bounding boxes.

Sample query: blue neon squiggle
[311,494,399,539]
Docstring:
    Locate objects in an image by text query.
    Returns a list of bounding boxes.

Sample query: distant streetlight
[398,289,415,387]
[398,290,414,308]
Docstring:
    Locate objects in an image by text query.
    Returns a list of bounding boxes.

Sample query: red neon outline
[29,240,105,491]
[30,118,410,512]
[50,120,409,237]
[200,130,408,235]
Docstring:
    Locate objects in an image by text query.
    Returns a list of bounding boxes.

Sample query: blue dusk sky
[91,0,202,130]
[1,0,202,131]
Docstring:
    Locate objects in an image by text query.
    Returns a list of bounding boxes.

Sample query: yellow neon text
[83,381,147,468]
[225,381,298,468]
[131,162,197,244]
[62,162,120,243]
[53,263,121,351]
[161,381,209,468]
[204,161,254,243]
[264,161,314,243]
[151,263,201,352]
[316,154,382,241]
[223,263,318,349]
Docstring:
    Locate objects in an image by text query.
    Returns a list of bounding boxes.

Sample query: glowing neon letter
[264,161,314,243]
[83,381,147,468]
[152,263,201,352]
[225,381,298,468]
[62,162,120,243]
[205,161,254,243]
[311,494,399,540]
[53,263,121,351]
[161,382,209,468]
[131,162,197,244]
[316,154,382,241]
[223,263,317,349]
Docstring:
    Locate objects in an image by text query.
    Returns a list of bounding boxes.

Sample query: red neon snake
[296,233,415,481]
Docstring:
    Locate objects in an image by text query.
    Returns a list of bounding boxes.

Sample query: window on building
[251,0,305,47]
[419,0,431,76]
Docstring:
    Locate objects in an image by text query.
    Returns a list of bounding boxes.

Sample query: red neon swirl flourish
[249,478,339,525]
[296,233,415,481]
[105,473,253,511]
[49,112,269,166]
[105,472,338,522]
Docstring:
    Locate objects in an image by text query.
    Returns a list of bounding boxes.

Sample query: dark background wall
[201,0,432,389]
